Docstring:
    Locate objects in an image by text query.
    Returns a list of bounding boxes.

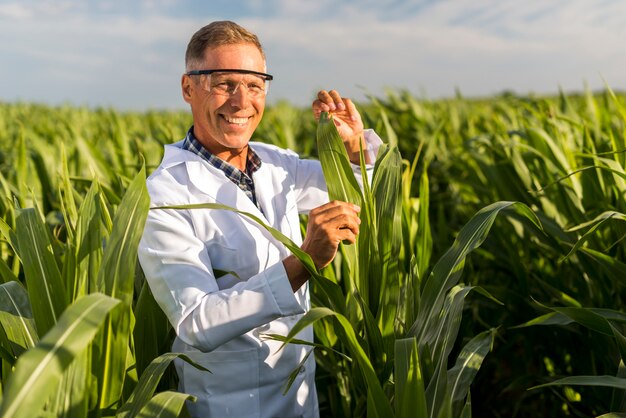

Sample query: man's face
[182,43,266,157]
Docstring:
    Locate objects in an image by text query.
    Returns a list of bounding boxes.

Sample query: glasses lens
[208,72,269,98]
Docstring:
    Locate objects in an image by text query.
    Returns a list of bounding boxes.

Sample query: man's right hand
[283,200,361,291]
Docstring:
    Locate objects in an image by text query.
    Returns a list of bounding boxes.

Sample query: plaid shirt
[182,127,263,211]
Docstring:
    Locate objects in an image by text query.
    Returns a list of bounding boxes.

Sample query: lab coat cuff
[263,262,305,316]
[351,129,383,169]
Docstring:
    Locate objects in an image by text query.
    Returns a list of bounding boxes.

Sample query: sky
[0,0,624,110]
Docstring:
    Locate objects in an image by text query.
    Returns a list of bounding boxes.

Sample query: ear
[181,74,193,103]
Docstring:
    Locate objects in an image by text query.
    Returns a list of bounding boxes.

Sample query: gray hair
[185,21,265,71]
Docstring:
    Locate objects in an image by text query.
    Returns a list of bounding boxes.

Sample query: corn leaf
[277,307,394,418]
[372,144,403,325]
[531,376,626,391]
[317,111,363,288]
[423,285,472,417]
[133,280,172,377]
[447,329,495,411]
[316,111,363,207]
[0,256,17,284]
[118,352,207,418]
[0,281,38,359]
[0,293,120,418]
[413,201,542,340]
[562,211,626,261]
[46,350,90,418]
[74,181,105,299]
[395,337,427,418]
[135,391,195,418]
[14,207,68,335]
[416,168,432,283]
[94,167,150,409]
[610,360,626,413]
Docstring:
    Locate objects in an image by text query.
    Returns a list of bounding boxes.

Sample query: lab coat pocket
[183,348,260,418]
[206,243,243,289]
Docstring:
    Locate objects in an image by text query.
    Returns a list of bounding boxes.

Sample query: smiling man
[138,21,382,418]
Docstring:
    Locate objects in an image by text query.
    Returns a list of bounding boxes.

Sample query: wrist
[345,133,371,164]
[282,255,310,292]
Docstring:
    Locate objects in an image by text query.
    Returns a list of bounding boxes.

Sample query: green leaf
[278,307,395,418]
[413,201,542,340]
[95,167,150,409]
[97,166,150,302]
[416,168,432,283]
[317,111,364,298]
[530,375,626,391]
[133,281,172,377]
[395,337,427,418]
[119,352,207,418]
[46,350,90,418]
[0,257,18,284]
[545,306,614,336]
[72,181,106,300]
[135,391,195,418]
[447,329,495,410]
[14,207,68,335]
[372,145,403,325]
[316,111,363,207]
[0,281,38,358]
[0,293,120,418]
[562,211,626,261]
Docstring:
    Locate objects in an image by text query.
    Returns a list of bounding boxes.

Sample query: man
[138,20,381,418]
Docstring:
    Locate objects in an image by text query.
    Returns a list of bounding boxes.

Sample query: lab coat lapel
[252,162,277,228]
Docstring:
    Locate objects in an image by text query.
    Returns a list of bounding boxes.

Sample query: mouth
[222,115,250,126]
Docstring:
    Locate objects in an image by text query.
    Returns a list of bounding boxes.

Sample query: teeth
[224,116,248,124]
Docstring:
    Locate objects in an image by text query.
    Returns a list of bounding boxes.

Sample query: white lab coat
[138,131,381,418]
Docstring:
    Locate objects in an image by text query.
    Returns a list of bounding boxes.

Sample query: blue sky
[1,0,624,110]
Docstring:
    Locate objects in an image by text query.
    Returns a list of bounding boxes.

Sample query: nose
[229,82,251,107]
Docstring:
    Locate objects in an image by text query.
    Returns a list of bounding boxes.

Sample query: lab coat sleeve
[138,204,304,352]
[292,129,384,213]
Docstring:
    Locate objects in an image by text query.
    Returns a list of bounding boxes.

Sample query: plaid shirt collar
[182,126,263,210]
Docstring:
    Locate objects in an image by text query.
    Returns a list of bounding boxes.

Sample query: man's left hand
[312,90,366,163]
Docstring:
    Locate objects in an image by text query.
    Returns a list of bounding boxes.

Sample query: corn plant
[267,112,541,418]
[0,165,201,417]
[365,87,626,416]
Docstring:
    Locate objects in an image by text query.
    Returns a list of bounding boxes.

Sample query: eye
[212,80,231,89]
[247,81,264,93]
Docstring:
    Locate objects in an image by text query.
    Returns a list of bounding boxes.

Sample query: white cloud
[0,2,32,19]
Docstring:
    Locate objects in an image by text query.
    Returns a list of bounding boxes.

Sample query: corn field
[0,87,625,417]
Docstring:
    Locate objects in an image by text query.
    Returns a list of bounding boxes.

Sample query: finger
[312,99,331,117]
[336,227,358,244]
[342,98,360,122]
[317,90,336,111]
[322,200,361,211]
[309,212,361,234]
[329,210,361,227]
[326,212,362,239]
[337,221,360,236]
[311,201,361,218]
[328,90,345,111]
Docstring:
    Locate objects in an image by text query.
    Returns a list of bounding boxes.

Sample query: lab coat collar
[162,141,270,224]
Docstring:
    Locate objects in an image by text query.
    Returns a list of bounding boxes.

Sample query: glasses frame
[186,69,273,98]
[186,69,273,81]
